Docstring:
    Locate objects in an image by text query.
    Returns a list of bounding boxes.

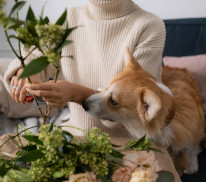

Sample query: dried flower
[38,125,63,162]
[129,170,158,182]
[66,172,97,182]
[112,166,133,182]
[35,23,64,50]
[16,27,37,48]
[44,49,61,65]
[123,151,160,172]
[86,127,112,154]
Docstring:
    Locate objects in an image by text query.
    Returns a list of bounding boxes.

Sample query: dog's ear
[124,47,142,70]
[137,88,161,123]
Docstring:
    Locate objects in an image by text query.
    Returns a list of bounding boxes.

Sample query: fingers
[10,76,29,103]
[26,88,53,98]
[19,86,28,104]
[26,83,55,91]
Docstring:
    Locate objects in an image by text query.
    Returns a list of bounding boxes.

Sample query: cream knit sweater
[4,0,166,137]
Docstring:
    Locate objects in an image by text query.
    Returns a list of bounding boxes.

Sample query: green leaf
[43,16,49,24]
[149,147,163,153]
[62,130,73,143]
[23,135,43,145]
[8,35,25,44]
[26,20,37,36]
[25,6,37,36]
[26,6,36,22]
[9,1,26,17]
[16,150,44,162]
[111,148,124,158]
[55,9,67,25]
[0,160,10,176]
[48,123,54,133]
[64,27,77,39]
[53,170,64,178]
[156,171,174,182]
[106,153,123,166]
[19,57,49,79]
[4,18,23,31]
[21,145,37,151]
[123,135,146,150]
[18,124,33,135]
[57,40,73,53]
[111,143,122,148]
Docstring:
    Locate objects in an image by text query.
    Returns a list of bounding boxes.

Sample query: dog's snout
[82,101,89,111]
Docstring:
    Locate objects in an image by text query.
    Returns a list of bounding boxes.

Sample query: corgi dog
[82,48,204,174]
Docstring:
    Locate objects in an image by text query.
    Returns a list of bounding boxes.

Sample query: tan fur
[83,47,204,174]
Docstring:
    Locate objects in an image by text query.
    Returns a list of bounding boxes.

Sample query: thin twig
[16,127,23,147]
[0,151,16,159]
[0,125,40,149]
[23,46,37,60]
[5,30,21,59]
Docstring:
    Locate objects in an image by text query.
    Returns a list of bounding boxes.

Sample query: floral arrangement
[0,125,174,182]
[0,1,174,182]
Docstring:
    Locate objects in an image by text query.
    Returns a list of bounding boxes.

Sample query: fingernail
[26,88,30,91]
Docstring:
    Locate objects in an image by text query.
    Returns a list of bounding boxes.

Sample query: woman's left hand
[25,80,94,108]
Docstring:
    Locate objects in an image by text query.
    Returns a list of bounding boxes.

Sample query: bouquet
[0,1,174,181]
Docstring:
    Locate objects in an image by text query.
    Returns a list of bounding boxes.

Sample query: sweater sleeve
[132,17,166,81]
[3,48,56,93]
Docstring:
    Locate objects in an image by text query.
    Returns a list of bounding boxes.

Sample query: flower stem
[5,30,21,60]
[0,125,40,149]
[0,151,16,159]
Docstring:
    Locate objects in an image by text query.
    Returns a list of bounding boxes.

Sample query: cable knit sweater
[4,0,166,137]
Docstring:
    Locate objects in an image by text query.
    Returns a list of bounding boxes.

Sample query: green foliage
[156,171,174,182]
[1,1,75,78]
[0,124,171,182]
[19,57,49,79]
[9,1,26,17]
[55,9,67,26]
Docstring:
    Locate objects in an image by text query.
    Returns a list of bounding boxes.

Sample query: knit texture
[4,0,166,137]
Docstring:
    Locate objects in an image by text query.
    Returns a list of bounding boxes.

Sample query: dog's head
[82,48,175,138]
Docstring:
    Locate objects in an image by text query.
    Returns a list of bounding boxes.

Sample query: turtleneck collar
[88,0,135,20]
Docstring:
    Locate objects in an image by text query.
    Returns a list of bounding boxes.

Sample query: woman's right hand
[10,68,42,104]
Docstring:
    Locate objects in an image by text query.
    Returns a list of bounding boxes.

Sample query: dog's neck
[88,0,134,20]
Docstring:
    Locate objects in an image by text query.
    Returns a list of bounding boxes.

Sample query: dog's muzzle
[82,101,89,111]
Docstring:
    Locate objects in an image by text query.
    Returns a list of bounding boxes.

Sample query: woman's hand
[25,80,95,108]
[10,68,41,104]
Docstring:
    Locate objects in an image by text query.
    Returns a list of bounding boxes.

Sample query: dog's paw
[101,120,122,128]
[184,162,198,174]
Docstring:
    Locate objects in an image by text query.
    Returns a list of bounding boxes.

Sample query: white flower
[129,170,158,182]
[112,166,133,182]
[123,151,160,172]
[65,172,98,182]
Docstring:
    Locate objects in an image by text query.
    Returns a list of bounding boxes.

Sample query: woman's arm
[25,80,95,107]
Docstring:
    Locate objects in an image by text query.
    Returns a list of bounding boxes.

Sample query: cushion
[163,55,206,104]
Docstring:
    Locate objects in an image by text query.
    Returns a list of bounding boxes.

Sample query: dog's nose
[82,101,89,111]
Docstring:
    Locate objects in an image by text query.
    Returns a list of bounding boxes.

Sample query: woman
[3,0,166,137]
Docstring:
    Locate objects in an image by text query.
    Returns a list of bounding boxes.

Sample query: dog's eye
[109,97,118,106]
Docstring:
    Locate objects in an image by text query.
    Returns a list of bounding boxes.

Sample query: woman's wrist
[70,83,95,104]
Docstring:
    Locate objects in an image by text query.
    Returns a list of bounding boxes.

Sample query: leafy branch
[0,0,76,124]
